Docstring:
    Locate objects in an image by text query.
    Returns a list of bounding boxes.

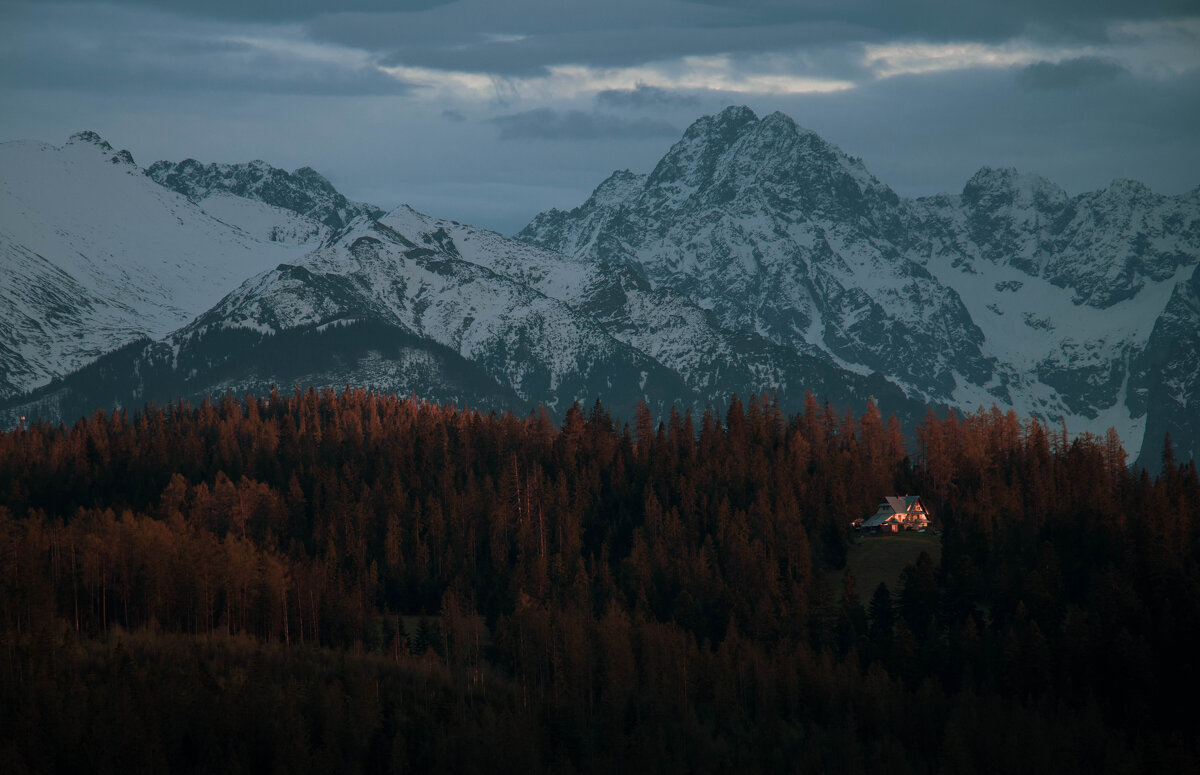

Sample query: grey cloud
[0,5,411,96]
[489,109,680,141]
[760,65,1200,201]
[9,0,1193,96]
[683,0,1195,41]
[16,0,1193,41]
[0,49,410,98]
[442,109,467,122]
[1016,57,1127,90]
[0,0,454,22]
[595,85,702,109]
[307,0,1198,77]
[321,13,881,78]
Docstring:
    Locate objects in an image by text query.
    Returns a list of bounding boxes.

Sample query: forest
[1,387,1197,773]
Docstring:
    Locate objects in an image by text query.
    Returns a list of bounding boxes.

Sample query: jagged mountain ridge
[520,106,1200,469]
[147,158,382,234]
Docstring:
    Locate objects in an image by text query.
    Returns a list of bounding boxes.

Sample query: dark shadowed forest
[1,388,1197,773]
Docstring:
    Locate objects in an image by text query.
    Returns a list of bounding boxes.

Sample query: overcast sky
[2,0,1198,233]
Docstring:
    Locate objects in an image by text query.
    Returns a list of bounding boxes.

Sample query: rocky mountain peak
[146,157,381,229]
[754,110,823,146]
[585,169,646,209]
[66,130,112,151]
[702,105,760,136]
[963,166,1068,212]
[1099,177,1154,204]
[637,105,890,223]
[294,166,339,193]
[645,105,759,189]
[60,132,140,173]
[760,109,796,126]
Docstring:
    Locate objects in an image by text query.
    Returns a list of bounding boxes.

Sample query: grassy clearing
[830,531,943,602]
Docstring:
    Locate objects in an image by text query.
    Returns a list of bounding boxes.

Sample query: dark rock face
[1128,262,1200,471]
[147,158,382,229]
[66,130,112,150]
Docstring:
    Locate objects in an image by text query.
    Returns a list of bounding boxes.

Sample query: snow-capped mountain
[520,106,1200,469]
[2,207,699,423]
[522,108,992,401]
[3,111,1196,471]
[2,185,922,432]
[0,131,328,399]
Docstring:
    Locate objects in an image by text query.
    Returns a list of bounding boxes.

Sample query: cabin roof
[862,511,901,528]
[860,495,928,528]
[885,495,922,513]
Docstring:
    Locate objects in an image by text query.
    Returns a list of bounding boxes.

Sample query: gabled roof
[861,495,928,528]
[885,495,923,513]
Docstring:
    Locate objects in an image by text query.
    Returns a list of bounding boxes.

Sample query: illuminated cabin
[855,495,930,534]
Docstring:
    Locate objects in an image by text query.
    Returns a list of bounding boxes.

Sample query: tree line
[0,388,1196,773]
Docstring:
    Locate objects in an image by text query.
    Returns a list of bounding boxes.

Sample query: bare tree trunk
[296,579,304,645]
[310,589,319,645]
[71,541,79,633]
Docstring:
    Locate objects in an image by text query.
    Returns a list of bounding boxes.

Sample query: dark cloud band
[1017,57,1128,90]
[490,109,680,141]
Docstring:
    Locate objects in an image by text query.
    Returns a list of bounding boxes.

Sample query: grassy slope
[831,531,943,601]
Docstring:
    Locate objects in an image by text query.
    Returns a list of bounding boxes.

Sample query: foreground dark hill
[1,391,1198,771]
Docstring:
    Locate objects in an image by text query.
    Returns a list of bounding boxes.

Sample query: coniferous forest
[1,388,1198,773]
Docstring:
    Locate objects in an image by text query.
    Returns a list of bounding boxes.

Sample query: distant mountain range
[2,108,1197,470]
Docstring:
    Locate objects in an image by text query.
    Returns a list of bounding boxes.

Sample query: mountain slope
[1,210,696,424]
[380,203,928,422]
[0,132,320,398]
